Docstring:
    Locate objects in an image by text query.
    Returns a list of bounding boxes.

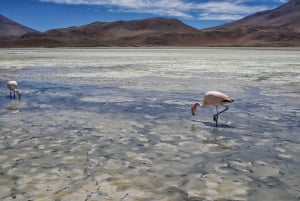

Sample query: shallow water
[0,48,299,201]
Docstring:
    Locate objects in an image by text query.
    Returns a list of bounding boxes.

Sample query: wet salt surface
[0,48,299,201]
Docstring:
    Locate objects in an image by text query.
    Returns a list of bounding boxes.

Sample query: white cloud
[37,0,283,21]
[194,1,269,20]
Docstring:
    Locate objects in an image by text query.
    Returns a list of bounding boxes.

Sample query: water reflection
[7,100,22,113]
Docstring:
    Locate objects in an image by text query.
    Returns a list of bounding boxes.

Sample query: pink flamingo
[7,80,22,100]
[191,91,234,127]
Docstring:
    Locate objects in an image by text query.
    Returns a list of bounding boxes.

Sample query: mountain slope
[0,15,38,37]
[201,0,300,46]
[215,0,300,31]
[8,17,200,47]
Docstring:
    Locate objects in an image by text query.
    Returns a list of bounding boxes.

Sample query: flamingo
[7,80,22,100]
[191,91,234,127]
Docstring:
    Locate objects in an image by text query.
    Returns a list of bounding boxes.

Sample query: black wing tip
[222,99,234,103]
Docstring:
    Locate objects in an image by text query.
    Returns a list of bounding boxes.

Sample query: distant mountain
[1,17,200,47]
[43,17,199,40]
[203,0,300,46]
[217,0,300,31]
[0,15,38,37]
[0,0,299,47]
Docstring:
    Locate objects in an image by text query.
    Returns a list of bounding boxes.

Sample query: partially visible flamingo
[191,91,234,127]
[7,80,22,100]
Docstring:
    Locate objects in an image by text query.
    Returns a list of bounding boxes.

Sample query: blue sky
[1,0,287,32]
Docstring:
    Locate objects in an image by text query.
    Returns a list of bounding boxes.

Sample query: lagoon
[0,48,299,200]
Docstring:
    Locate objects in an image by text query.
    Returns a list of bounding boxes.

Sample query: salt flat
[0,48,299,201]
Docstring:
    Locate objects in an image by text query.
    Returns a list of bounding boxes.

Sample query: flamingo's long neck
[191,102,202,116]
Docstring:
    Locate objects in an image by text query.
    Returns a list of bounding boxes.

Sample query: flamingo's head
[191,103,200,116]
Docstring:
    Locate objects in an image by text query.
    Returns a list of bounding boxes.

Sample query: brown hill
[202,0,300,46]
[1,17,200,47]
[44,17,199,40]
[0,15,38,37]
[217,0,300,31]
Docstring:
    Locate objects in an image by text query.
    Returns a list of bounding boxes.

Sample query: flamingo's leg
[214,104,229,127]
[214,106,219,127]
[218,104,228,115]
[9,91,12,98]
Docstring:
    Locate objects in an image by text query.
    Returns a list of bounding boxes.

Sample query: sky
[1,0,288,32]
